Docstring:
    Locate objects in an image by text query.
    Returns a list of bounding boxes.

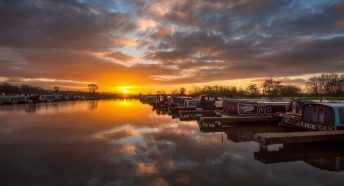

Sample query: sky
[0,0,343,93]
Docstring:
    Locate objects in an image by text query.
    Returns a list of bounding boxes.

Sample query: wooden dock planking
[254,130,344,146]
[200,115,273,123]
[254,145,344,164]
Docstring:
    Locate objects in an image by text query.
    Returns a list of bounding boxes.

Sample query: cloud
[104,51,135,62]
[0,0,135,50]
[138,18,157,31]
[0,0,344,90]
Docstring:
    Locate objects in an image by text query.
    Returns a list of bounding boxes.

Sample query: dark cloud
[104,51,135,62]
[0,0,134,50]
[0,0,344,88]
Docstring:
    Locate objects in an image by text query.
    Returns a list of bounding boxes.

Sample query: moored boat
[279,101,344,131]
[199,98,289,125]
[222,98,289,117]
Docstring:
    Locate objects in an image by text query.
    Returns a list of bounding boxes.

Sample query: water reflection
[88,100,98,111]
[0,100,344,186]
[254,142,344,172]
[198,122,286,143]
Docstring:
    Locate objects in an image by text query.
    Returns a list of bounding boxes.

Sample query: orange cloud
[138,19,157,31]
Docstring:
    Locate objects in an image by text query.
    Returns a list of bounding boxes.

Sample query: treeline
[0,83,49,95]
[0,83,96,95]
[0,83,143,99]
[306,74,344,96]
[188,73,344,98]
[1,73,343,98]
[189,82,302,98]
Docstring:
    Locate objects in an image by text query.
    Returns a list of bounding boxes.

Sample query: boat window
[325,108,335,126]
[339,108,344,124]
[318,108,324,123]
[312,107,317,122]
[303,107,313,122]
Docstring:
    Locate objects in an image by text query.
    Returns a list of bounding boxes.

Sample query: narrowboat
[155,94,167,106]
[170,95,221,117]
[73,95,86,100]
[184,99,198,108]
[222,98,289,117]
[168,96,197,116]
[140,95,155,105]
[279,101,344,131]
[273,100,316,120]
[199,99,289,125]
[39,94,62,102]
[0,95,28,104]
[0,96,14,104]
[171,96,195,107]
[17,95,30,104]
[197,94,219,110]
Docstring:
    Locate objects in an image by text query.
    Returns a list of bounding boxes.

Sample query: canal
[0,100,343,186]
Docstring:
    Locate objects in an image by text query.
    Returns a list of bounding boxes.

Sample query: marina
[1,99,344,185]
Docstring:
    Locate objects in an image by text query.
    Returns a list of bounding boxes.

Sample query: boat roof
[223,98,288,104]
[257,101,290,104]
[306,102,344,108]
[199,94,215,97]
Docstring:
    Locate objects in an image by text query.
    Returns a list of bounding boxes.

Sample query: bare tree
[179,87,186,95]
[262,78,281,97]
[306,73,344,96]
[306,77,320,96]
[246,84,260,97]
[54,86,60,93]
[88,84,98,95]
[279,85,301,97]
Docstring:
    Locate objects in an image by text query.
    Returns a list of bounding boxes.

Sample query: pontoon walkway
[254,130,344,146]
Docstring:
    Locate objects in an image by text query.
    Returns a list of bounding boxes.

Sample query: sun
[116,86,133,94]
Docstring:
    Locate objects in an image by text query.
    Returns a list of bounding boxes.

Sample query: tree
[171,89,179,95]
[306,77,320,96]
[246,84,260,97]
[179,87,186,95]
[279,85,301,97]
[88,84,98,95]
[262,78,281,97]
[306,73,344,96]
[54,86,60,93]
[157,90,165,94]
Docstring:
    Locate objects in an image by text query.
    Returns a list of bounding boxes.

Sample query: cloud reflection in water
[0,100,343,186]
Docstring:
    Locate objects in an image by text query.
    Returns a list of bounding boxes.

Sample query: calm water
[0,100,344,186]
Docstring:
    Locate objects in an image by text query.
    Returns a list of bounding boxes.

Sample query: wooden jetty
[254,142,344,171]
[200,115,273,124]
[254,142,344,164]
[198,122,285,143]
[254,131,344,150]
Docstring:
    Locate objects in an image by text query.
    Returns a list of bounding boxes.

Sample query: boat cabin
[286,100,317,115]
[184,99,198,108]
[39,94,61,102]
[156,94,167,105]
[198,94,217,109]
[0,96,15,104]
[222,98,289,116]
[299,103,344,130]
[172,96,194,106]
